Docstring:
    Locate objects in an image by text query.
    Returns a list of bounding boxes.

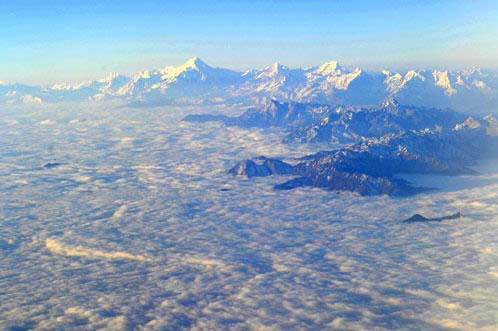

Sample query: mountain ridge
[190,100,498,196]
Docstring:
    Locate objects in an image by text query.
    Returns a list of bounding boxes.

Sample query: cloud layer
[0,104,497,330]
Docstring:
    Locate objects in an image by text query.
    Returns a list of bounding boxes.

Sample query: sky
[1,0,498,85]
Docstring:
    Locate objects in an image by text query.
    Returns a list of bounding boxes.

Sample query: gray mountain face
[184,99,470,144]
[402,212,461,223]
[226,105,498,196]
[2,58,498,114]
[285,99,469,143]
[184,100,336,129]
[228,157,295,177]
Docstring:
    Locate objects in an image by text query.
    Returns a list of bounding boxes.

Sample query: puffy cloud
[1,104,497,330]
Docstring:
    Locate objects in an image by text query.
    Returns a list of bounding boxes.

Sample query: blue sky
[1,0,497,85]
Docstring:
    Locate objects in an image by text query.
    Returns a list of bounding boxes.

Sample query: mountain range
[2,57,498,113]
[184,98,477,144]
[187,100,498,196]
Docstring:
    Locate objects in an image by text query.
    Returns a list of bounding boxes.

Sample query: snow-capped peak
[256,62,289,79]
[454,116,482,131]
[137,70,153,79]
[315,60,342,75]
[269,62,287,74]
[97,72,123,83]
[160,57,213,80]
[484,115,498,136]
[404,70,424,82]
[433,70,456,96]
[180,57,210,71]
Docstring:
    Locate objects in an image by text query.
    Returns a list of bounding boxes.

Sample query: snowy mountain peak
[316,60,342,75]
[484,114,498,123]
[455,116,482,131]
[269,62,287,74]
[159,57,213,79]
[182,57,210,70]
[98,72,123,83]
[255,62,289,79]
[50,72,125,91]
[137,70,152,79]
[163,57,212,76]
[404,70,424,82]
[433,70,456,96]
[484,115,498,136]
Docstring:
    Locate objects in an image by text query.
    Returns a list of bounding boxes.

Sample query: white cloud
[1,105,497,331]
[45,238,152,262]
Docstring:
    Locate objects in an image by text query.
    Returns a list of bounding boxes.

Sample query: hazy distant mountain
[0,73,130,104]
[2,57,498,113]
